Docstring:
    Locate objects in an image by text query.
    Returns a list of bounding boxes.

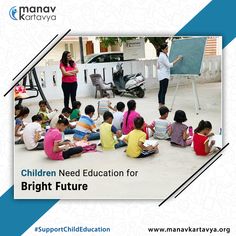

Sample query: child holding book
[170,110,192,147]
[100,111,126,150]
[23,114,44,150]
[122,100,140,135]
[149,106,171,140]
[112,102,125,130]
[73,105,100,141]
[193,120,215,156]
[44,117,83,160]
[70,101,81,121]
[38,100,57,129]
[50,107,76,134]
[15,106,30,144]
[124,117,158,158]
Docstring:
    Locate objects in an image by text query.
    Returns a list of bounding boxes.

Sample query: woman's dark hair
[15,106,30,119]
[60,51,75,68]
[194,120,212,133]
[174,110,187,123]
[103,111,113,121]
[85,105,95,115]
[134,117,144,129]
[32,114,43,122]
[57,115,69,126]
[157,43,168,57]
[116,102,125,112]
[72,101,81,110]
[126,100,136,126]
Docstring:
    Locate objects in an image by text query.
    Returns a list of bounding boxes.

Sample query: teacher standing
[60,51,78,108]
[157,43,182,108]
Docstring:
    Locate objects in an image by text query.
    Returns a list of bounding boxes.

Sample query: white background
[0,0,235,235]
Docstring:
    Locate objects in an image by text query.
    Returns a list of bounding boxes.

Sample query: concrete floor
[14,82,221,199]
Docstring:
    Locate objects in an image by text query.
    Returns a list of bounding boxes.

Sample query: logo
[9,6,56,22]
[9,6,17,20]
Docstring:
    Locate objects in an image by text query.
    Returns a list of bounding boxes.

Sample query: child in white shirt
[149,106,171,140]
[112,102,125,130]
[23,114,44,150]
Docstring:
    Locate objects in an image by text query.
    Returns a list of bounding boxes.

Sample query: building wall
[23,56,221,104]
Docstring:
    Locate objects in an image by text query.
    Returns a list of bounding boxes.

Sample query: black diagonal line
[12,34,59,81]
[174,154,222,198]
[159,143,229,207]
[4,29,71,97]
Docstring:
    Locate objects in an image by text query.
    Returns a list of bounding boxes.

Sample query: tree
[145,37,169,55]
[98,37,170,56]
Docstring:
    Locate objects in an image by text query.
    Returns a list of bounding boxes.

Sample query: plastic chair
[89,74,115,98]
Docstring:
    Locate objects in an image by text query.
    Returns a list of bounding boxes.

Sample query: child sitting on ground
[122,100,140,135]
[112,102,125,130]
[70,101,81,121]
[100,111,126,150]
[124,117,158,158]
[50,107,76,134]
[23,114,44,150]
[15,106,30,144]
[38,100,57,129]
[97,93,116,119]
[73,105,100,141]
[193,120,216,156]
[15,104,23,117]
[170,110,192,147]
[44,117,83,160]
[149,106,171,140]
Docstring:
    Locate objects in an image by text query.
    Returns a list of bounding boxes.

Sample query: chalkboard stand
[170,76,201,115]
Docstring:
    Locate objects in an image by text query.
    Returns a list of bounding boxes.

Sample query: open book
[209,134,223,149]
[143,140,159,147]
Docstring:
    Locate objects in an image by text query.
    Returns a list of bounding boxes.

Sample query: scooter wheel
[136,87,145,98]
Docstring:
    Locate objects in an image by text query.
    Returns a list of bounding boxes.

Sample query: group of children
[15,97,217,161]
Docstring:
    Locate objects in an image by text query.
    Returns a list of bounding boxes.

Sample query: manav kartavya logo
[9,6,56,21]
[9,6,17,20]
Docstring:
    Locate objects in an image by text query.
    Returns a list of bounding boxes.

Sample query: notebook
[209,134,223,149]
[144,140,159,147]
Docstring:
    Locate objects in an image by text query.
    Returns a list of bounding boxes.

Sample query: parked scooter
[112,63,145,98]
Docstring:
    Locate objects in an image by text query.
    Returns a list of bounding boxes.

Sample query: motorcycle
[112,63,145,98]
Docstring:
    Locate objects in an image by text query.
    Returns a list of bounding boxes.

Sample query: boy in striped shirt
[73,105,100,141]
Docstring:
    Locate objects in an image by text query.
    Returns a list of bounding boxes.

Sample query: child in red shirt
[193,120,215,156]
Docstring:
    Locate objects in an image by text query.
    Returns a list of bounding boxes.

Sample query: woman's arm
[60,67,77,76]
[161,54,174,68]
[172,55,183,65]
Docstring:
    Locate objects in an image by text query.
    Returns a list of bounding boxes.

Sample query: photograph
[14,35,222,199]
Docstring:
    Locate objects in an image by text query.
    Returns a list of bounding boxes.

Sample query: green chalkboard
[169,37,207,75]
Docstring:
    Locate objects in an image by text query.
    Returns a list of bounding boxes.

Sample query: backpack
[75,141,97,153]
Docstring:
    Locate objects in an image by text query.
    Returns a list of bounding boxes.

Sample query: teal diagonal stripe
[177,0,236,48]
[0,187,58,235]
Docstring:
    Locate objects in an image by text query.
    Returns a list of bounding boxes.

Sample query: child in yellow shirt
[100,111,126,150]
[124,117,158,158]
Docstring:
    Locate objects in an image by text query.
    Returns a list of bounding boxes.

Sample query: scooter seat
[124,74,135,80]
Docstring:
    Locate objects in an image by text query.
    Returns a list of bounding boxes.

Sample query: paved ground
[14,82,221,199]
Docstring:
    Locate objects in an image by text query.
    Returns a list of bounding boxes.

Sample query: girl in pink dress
[122,100,140,135]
